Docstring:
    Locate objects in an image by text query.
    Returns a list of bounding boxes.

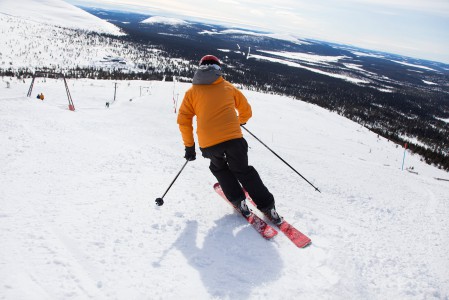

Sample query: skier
[177,54,283,224]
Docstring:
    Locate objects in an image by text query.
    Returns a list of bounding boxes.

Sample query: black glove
[184,145,196,161]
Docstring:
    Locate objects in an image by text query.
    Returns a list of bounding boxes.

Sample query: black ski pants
[200,138,274,212]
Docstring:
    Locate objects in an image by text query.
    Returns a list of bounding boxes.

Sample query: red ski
[213,183,278,240]
[244,191,312,248]
[276,220,312,248]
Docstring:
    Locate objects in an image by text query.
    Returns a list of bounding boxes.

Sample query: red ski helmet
[199,55,221,66]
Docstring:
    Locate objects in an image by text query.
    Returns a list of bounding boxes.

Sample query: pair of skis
[213,183,311,248]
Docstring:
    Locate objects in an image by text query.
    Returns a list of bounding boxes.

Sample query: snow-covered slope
[0,12,177,74]
[1,77,448,299]
[0,0,122,35]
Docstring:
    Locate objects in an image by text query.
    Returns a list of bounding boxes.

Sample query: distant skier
[177,54,282,224]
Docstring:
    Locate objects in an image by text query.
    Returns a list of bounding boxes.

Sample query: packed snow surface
[0,0,123,35]
[1,78,448,299]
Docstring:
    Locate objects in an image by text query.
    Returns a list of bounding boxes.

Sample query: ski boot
[263,207,284,225]
[233,199,251,218]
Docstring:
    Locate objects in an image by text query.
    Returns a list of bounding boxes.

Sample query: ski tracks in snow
[2,79,449,299]
[349,175,445,298]
[282,160,449,299]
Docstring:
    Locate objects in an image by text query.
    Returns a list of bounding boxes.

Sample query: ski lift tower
[27,71,76,111]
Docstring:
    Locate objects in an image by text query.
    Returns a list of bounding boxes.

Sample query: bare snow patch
[351,51,385,59]
[199,29,310,44]
[249,54,369,84]
[142,16,188,26]
[435,117,449,123]
[376,87,394,93]
[390,60,436,72]
[257,50,345,64]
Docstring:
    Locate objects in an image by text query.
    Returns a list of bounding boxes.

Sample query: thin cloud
[332,0,449,15]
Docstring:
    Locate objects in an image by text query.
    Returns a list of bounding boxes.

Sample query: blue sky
[66,0,449,64]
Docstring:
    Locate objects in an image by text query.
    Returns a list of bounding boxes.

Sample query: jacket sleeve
[177,92,196,147]
[234,87,252,124]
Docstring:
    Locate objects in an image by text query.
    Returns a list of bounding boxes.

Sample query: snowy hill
[0,11,181,76]
[1,77,448,299]
[0,0,122,35]
[141,16,189,26]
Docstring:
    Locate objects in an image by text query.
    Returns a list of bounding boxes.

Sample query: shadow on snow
[168,215,283,299]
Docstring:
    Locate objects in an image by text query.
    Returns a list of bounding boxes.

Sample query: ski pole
[241,125,321,193]
[155,160,189,206]
[401,143,407,171]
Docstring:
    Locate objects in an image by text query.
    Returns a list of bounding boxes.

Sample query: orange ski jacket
[177,77,252,148]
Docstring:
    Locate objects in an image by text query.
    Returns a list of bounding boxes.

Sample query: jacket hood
[192,65,222,85]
